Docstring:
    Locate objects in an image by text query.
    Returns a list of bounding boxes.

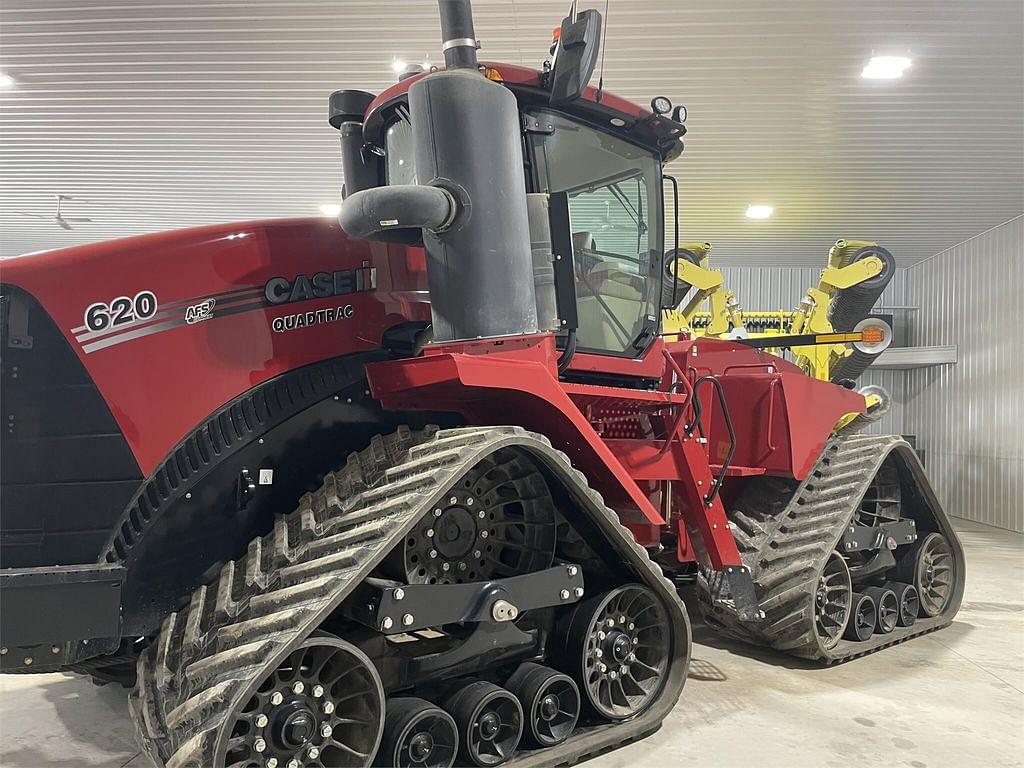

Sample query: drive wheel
[220,635,384,768]
[378,698,457,768]
[506,663,580,748]
[445,681,522,767]
[844,593,877,642]
[864,586,898,633]
[566,584,670,721]
[896,532,955,617]
[814,551,853,650]
[887,582,919,627]
[393,451,557,585]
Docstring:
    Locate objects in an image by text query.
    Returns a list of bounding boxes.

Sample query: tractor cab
[330,10,686,380]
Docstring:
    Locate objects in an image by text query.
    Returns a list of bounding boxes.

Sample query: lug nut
[292,681,305,694]
[308,747,320,760]
[323,700,335,715]
[628,622,635,631]
[595,648,603,658]
[312,684,324,698]
[394,588,405,601]
[434,508,442,517]
[51,646,61,654]
[450,496,458,505]
[621,665,630,676]
[402,613,415,626]
[288,760,300,768]
[381,616,394,631]
[458,562,467,571]
[0,648,7,656]
[574,587,584,598]
[23,657,32,666]
[473,550,482,559]
[429,550,438,559]
[567,565,578,577]
[609,671,618,680]
[255,714,268,728]
[270,692,284,706]
[606,619,615,628]
[266,759,278,768]
[598,631,606,640]
[466,497,474,505]
[254,738,267,753]
[442,562,451,571]
[426,529,435,538]
[598,663,607,673]
[560,589,570,600]
[478,510,486,519]
[480,531,489,539]
[628,652,636,662]
[321,724,333,739]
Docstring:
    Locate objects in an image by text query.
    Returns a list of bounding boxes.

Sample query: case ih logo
[263,262,376,306]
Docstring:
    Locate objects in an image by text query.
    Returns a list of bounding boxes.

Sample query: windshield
[527,110,663,356]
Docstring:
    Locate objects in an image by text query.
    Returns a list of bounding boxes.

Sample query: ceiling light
[745,204,773,220]
[319,203,341,217]
[0,73,15,89]
[861,56,912,80]
[391,59,407,74]
[421,60,432,70]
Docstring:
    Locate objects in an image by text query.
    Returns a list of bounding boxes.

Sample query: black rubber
[506,663,580,748]
[887,582,920,628]
[379,697,458,768]
[698,433,965,663]
[844,593,876,642]
[445,681,522,767]
[863,586,898,634]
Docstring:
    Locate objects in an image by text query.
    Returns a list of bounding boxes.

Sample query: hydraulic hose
[338,185,457,241]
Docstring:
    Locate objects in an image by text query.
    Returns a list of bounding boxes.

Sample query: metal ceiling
[1,0,1021,265]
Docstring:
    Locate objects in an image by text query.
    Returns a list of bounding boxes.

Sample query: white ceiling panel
[1,0,1021,266]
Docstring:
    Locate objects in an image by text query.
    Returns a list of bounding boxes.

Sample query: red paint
[3,219,430,474]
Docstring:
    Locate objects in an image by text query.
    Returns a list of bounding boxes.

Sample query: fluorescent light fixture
[421,60,432,70]
[745,204,773,220]
[319,203,341,217]
[390,59,407,73]
[0,73,15,89]
[861,56,912,80]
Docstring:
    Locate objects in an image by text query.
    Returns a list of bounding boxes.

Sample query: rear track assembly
[699,433,965,663]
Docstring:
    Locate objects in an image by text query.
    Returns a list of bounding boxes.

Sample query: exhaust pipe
[438,0,479,69]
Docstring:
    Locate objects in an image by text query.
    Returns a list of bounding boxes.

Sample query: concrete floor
[0,518,1020,768]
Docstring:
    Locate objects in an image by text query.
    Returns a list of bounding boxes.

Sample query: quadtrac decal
[69,262,377,354]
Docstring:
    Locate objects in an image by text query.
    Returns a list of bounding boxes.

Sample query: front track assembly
[699,433,965,663]
[131,426,690,767]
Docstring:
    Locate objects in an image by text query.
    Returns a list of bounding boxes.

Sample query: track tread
[698,433,963,663]
[131,426,690,767]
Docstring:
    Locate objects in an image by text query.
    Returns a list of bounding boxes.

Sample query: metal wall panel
[904,215,1024,532]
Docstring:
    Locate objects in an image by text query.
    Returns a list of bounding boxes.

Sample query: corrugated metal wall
[717,263,906,436]
[903,216,1024,532]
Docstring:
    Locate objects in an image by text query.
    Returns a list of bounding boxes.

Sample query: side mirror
[548,9,602,106]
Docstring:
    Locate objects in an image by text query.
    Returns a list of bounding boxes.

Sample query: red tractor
[0,3,963,767]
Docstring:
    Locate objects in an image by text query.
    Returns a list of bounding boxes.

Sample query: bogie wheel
[445,681,523,767]
[393,452,557,585]
[863,586,898,634]
[895,532,955,618]
[844,593,877,642]
[565,585,670,721]
[505,663,580,748]
[814,551,853,650]
[220,635,384,768]
[378,698,458,768]
[886,582,920,627]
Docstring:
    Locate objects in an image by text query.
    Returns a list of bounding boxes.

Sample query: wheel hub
[539,695,559,722]
[434,506,478,560]
[478,711,501,740]
[272,704,317,751]
[606,631,631,664]
[409,730,435,761]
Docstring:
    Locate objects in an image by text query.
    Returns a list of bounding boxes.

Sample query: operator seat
[571,231,644,351]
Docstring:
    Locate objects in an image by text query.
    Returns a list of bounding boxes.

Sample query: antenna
[595,0,610,102]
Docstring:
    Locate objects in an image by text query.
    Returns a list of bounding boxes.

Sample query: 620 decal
[84,291,158,332]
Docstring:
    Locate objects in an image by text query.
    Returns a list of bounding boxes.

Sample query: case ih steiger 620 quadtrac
[0,3,964,767]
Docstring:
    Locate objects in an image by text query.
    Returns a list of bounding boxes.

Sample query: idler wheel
[844,593,877,642]
[564,584,670,721]
[445,681,522,767]
[378,697,458,768]
[505,662,580,747]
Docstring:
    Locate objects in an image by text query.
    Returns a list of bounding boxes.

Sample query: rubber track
[131,426,691,768]
[698,433,964,663]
